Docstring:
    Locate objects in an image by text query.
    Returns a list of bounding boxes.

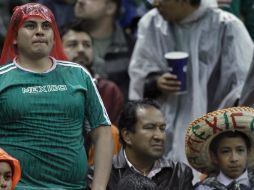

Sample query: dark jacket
[107,149,194,190]
[93,23,134,101]
[97,78,124,125]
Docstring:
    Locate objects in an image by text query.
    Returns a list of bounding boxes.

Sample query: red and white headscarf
[0,3,67,64]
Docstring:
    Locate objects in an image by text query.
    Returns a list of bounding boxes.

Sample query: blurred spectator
[119,0,152,38]
[74,0,134,100]
[0,0,36,54]
[0,0,10,55]
[35,0,77,29]
[217,0,241,17]
[217,0,254,40]
[61,21,122,166]
[61,21,124,125]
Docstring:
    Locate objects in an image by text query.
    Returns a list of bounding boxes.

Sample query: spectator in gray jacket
[74,0,134,100]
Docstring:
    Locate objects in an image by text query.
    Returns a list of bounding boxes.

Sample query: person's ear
[121,128,132,146]
[106,1,117,16]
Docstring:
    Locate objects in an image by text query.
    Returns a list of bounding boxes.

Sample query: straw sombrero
[185,107,254,174]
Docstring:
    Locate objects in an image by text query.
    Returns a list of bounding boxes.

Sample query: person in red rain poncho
[0,3,67,64]
[0,3,113,190]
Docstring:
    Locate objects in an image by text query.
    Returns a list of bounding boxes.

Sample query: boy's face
[0,162,12,190]
[211,137,248,179]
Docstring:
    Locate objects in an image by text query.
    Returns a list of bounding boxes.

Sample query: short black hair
[189,0,201,6]
[181,0,201,6]
[209,131,251,155]
[118,99,161,146]
[60,20,91,40]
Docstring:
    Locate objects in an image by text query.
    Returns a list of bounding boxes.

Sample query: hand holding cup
[157,73,181,94]
[164,51,188,94]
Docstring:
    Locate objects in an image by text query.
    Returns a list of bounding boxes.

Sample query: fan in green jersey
[0,3,113,190]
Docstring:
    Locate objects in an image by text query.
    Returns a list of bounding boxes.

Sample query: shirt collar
[14,56,56,74]
[217,170,250,187]
[123,149,147,176]
[123,149,170,178]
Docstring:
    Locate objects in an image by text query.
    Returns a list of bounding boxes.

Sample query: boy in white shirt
[185,107,254,190]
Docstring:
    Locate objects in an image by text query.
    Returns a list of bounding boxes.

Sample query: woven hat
[185,107,254,174]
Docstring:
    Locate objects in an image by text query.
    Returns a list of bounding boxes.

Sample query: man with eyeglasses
[128,0,254,182]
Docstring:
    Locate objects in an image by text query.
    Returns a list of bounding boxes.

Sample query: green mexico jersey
[0,58,110,189]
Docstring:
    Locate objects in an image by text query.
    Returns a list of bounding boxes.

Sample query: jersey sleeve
[81,68,111,130]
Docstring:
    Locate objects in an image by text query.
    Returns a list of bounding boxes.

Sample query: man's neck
[177,3,200,23]
[16,55,53,73]
[82,18,114,39]
[125,149,155,176]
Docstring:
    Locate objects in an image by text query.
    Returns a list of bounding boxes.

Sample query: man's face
[154,0,191,22]
[15,18,54,60]
[128,106,166,160]
[211,137,248,179]
[74,0,109,20]
[0,162,12,190]
[62,30,93,67]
